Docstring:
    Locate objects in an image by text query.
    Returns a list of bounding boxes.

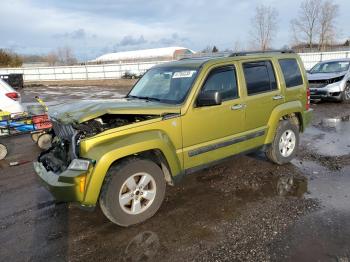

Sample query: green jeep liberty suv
[34,50,312,226]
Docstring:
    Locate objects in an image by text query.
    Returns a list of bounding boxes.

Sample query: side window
[279,59,304,88]
[243,61,277,95]
[201,66,238,100]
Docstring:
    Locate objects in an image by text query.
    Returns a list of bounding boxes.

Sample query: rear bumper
[33,162,87,203]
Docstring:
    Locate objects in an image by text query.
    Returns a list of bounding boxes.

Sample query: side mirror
[197,91,222,107]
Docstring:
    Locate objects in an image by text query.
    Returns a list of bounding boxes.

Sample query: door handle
[272,95,284,100]
[231,104,246,110]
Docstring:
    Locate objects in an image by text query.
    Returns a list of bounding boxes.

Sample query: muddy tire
[266,119,299,165]
[0,143,8,160]
[340,83,350,103]
[37,133,52,150]
[99,158,166,227]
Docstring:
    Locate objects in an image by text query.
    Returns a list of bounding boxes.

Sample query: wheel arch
[264,101,303,144]
[81,130,182,205]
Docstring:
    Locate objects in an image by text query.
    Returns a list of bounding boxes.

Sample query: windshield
[310,61,350,74]
[128,67,198,104]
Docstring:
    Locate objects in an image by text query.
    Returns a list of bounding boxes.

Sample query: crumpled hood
[49,98,181,124]
[307,71,347,81]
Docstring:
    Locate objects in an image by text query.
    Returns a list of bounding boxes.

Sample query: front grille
[52,120,75,141]
[309,83,326,89]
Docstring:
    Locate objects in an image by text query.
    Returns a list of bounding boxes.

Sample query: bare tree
[56,46,77,65]
[46,51,59,66]
[250,5,278,51]
[290,0,321,49]
[318,0,339,51]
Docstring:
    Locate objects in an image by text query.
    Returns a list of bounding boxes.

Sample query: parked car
[122,70,143,79]
[34,50,312,226]
[0,74,24,90]
[0,79,24,114]
[308,59,350,102]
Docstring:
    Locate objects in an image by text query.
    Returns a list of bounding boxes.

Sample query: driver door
[181,65,246,170]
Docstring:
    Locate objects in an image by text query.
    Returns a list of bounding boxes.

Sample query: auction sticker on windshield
[172,70,196,78]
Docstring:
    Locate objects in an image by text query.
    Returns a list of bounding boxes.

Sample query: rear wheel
[99,158,166,226]
[266,119,299,165]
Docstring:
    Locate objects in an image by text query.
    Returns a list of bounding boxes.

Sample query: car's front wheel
[341,82,350,103]
[99,158,166,226]
[266,119,299,165]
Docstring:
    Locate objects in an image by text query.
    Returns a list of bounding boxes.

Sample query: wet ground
[0,85,350,262]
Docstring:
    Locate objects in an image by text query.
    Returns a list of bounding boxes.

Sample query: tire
[0,143,8,160]
[265,119,299,165]
[340,83,350,103]
[99,158,166,227]
[37,133,52,150]
[31,133,41,143]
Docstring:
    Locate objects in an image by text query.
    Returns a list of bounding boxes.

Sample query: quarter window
[201,66,238,100]
[243,61,277,95]
[279,59,304,88]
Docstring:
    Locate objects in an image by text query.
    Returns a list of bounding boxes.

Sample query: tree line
[0,46,77,68]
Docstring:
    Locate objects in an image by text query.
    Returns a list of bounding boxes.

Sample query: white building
[92,46,195,64]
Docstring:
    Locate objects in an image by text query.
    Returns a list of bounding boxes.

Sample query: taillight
[306,87,310,110]
[5,92,20,101]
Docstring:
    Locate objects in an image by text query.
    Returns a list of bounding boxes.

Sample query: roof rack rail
[229,49,294,57]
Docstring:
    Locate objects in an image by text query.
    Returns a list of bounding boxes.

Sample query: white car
[0,79,24,114]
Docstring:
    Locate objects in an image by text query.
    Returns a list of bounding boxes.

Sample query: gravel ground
[0,84,349,262]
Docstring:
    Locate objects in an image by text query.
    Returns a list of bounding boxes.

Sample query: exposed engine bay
[73,114,158,138]
[39,114,158,172]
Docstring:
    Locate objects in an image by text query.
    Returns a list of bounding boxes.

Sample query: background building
[92,46,195,64]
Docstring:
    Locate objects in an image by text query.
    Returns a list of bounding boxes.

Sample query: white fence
[0,50,349,82]
[299,51,350,69]
[0,61,168,82]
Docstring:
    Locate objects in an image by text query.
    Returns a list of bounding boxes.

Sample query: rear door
[241,59,285,132]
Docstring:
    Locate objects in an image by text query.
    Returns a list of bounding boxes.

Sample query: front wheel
[266,119,299,165]
[99,158,166,226]
[341,83,350,103]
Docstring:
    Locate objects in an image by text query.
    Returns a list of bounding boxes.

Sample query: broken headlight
[68,159,91,171]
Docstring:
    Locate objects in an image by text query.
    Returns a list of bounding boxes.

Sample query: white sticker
[172,70,196,78]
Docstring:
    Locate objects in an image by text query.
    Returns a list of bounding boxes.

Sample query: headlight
[68,159,91,171]
[328,75,345,84]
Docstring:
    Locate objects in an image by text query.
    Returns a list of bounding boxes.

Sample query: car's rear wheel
[99,158,166,226]
[266,119,299,165]
[341,83,350,103]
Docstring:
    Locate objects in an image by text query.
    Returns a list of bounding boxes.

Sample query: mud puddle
[302,115,350,157]
[272,123,350,261]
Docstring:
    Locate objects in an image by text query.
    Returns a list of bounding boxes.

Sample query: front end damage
[34,113,159,204]
[308,75,347,101]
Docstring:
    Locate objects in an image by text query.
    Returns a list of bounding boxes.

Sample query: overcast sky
[1,0,349,61]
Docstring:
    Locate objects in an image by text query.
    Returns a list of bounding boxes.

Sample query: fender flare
[82,130,182,205]
[264,101,303,144]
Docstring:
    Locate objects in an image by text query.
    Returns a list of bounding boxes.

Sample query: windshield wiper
[128,95,162,102]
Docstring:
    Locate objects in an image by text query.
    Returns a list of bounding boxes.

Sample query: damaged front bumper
[33,161,88,203]
[310,82,344,101]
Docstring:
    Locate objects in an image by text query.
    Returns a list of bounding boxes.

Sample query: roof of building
[93,46,195,62]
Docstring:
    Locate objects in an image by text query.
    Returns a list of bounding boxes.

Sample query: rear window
[279,59,303,88]
[243,61,277,95]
